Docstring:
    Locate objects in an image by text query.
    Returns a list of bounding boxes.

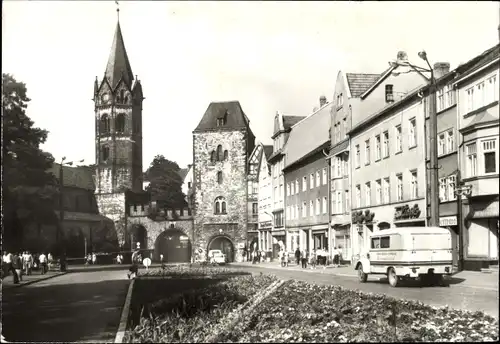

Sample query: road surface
[2,269,130,343]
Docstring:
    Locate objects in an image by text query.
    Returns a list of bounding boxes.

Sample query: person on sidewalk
[2,252,12,278]
[278,249,284,267]
[128,250,140,279]
[309,249,317,269]
[283,249,289,267]
[332,247,340,268]
[39,252,47,275]
[25,251,33,276]
[301,249,308,269]
[12,253,22,284]
[295,247,301,266]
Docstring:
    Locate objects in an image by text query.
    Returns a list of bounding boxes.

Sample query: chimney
[433,62,450,79]
[396,51,408,64]
[319,95,327,107]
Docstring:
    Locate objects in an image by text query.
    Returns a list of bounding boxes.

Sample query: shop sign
[439,216,457,227]
[259,221,272,229]
[394,204,421,221]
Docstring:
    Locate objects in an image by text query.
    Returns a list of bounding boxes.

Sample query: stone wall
[193,130,249,262]
[96,192,126,245]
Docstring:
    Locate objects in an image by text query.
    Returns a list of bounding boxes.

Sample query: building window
[316,199,321,215]
[375,179,382,205]
[438,133,446,156]
[483,139,497,174]
[303,176,307,191]
[446,130,455,154]
[410,170,418,199]
[343,154,349,176]
[385,84,394,103]
[337,93,343,108]
[466,142,477,177]
[375,135,381,160]
[383,178,390,204]
[439,177,447,202]
[336,191,342,213]
[447,175,457,201]
[438,129,455,156]
[466,87,474,113]
[445,84,456,108]
[383,131,389,158]
[309,200,314,217]
[486,75,497,104]
[395,125,402,153]
[310,173,314,189]
[302,201,307,217]
[101,145,110,162]
[216,145,223,161]
[322,196,327,214]
[224,150,228,160]
[287,183,291,196]
[409,118,417,148]
[345,190,350,212]
[475,82,485,109]
[217,171,223,184]
[365,182,371,207]
[322,168,327,185]
[115,113,126,133]
[364,140,370,165]
[355,185,361,208]
[214,196,227,215]
[437,88,445,111]
[316,171,320,187]
[252,203,258,215]
[355,145,360,168]
[295,180,299,194]
[396,174,403,201]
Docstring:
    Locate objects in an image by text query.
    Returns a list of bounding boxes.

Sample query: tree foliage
[145,155,186,209]
[2,73,58,250]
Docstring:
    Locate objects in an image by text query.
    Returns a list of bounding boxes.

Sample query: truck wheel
[388,268,399,287]
[358,264,368,283]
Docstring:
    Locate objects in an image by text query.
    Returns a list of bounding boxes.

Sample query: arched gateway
[154,229,192,263]
[208,235,235,262]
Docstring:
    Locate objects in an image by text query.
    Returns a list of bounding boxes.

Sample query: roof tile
[345,73,381,97]
[194,101,250,132]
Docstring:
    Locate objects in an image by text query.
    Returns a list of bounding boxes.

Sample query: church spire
[104,6,133,90]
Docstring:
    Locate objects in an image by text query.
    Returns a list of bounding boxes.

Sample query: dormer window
[385,84,394,103]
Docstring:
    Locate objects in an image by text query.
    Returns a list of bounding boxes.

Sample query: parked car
[208,249,227,265]
[355,226,453,287]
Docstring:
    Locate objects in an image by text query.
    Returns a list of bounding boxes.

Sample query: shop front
[258,220,273,260]
[271,229,286,259]
[463,196,499,271]
[331,214,351,264]
[439,215,459,269]
[392,201,426,228]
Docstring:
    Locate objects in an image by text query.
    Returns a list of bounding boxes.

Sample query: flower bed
[138,265,247,278]
[224,280,499,343]
[124,272,278,343]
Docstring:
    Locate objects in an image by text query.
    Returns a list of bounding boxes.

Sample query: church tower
[94,11,144,224]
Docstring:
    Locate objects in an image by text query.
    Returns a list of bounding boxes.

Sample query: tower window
[100,114,110,134]
[210,151,216,163]
[101,145,110,162]
[223,150,228,160]
[116,113,126,133]
[216,111,228,127]
[217,171,223,184]
[119,90,125,104]
[217,145,223,161]
[214,196,227,215]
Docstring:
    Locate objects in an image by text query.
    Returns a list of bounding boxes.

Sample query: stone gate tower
[94,16,144,237]
[192,101,255,262]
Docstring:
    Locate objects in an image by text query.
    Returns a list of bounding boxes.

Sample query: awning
[312,229,327,234]
[330,220,350,227]
[470,200,499,219]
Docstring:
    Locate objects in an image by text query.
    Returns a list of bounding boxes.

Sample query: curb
[114,279,135,344]
[231,263,358,278]
[2,272,68,290]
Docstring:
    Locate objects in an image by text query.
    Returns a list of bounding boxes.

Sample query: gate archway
[154,229,191,263]
[208,236,235,262]
[131,225,148,251]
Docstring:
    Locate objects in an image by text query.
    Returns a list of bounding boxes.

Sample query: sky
[3,1,499,170]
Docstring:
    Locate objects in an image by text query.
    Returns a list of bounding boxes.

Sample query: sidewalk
[231,261,499,290]
[1,270,67,290]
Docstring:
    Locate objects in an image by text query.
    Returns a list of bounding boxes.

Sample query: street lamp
[390,51,439,227]
[58,157,84,270]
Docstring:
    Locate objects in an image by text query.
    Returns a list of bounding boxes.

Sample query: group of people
[85,253,97,265]
[250,250,267,264]
[277,246,343,269]
[2,251,52,284]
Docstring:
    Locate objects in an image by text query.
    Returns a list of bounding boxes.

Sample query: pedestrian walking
[278,249,284,267]
[39,252,47,274]
[309,249,317,269]
[12,253,22,284]
[332,246,340,267]
[2,252,11,278]
[295,247,301,265]
[283,249,289,267]
[128,250,140,279]
[301,249,308,269]
[25,251,33,276]
[92,253,97,265]
[337,246,343,266]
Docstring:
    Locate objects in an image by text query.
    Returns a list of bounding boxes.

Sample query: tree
[2,73,58,251]
[145,155,186,210]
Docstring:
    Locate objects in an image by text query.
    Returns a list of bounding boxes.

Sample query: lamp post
[391,51,439,227]
[455,179,473,272]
